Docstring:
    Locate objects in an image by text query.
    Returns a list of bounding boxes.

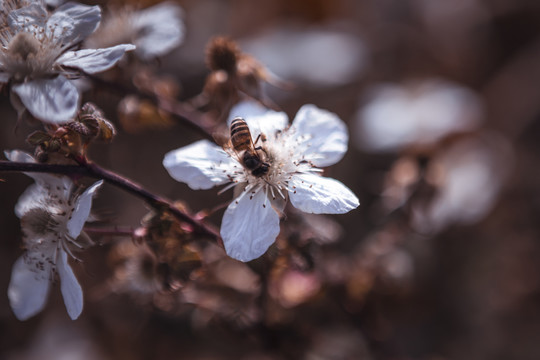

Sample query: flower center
[7,31,40,60]
[21,207,61,237]
[0,27,64,80]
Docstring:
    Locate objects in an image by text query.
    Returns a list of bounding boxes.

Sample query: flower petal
[14,183,47,218]
[12,76,79,124]
[47,2,101,46]
[56,44,136,74]
[67,180,103,239]
[221,188,280,262]
[163,140,237,190]
[291,104,348,167]
[8,3,48,33]
[132,2,184,59]
[57,250,83,320]
[228,100,289,139]
[8,255,52,320]
[288,173,359,214]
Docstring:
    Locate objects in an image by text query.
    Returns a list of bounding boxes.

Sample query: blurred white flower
[412,133,512,232]
[240,23,368,87]
[5,150,103,320]
[355,79,483,152]
[0,1,135,123]
[85,2,184,60]
[163,102,359,262]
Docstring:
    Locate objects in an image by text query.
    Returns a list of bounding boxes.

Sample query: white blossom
[85,2,184,60]
[0,1,135,123]
[5,150,103,320]
[355,78,483,152]
[240,23,368,87]
[163,102,359,262]
[411,134,512,233]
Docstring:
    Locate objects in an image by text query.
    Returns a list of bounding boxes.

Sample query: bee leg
[253,133,267,147]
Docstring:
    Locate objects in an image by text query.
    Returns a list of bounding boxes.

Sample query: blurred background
[1,0,540,359]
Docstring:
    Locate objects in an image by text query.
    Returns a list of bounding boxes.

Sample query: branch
[0,160,222,243]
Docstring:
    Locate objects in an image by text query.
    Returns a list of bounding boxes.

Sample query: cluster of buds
[27,103,115,161]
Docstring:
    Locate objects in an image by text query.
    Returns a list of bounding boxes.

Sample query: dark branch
[0,160,221,242]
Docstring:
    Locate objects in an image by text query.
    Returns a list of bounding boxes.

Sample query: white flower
[0,1,135,123]
[411,133,512,233]
[85,2,184,60]
[355,78,483,152]
[5,150,103,320]
[163,103,359,262]
[240,24,368,87]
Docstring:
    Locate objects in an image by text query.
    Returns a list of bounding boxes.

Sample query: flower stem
[0,160,221,242]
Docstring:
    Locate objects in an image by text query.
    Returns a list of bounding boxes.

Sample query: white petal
[56,44,136,74]
[132,2,184,59]
[67,180,103,239]
[288,173,359,214]
[291,104,348,167]
[8,255,52,320]
[4,149,34,163]
[8,3,47,33]
[47,2,101,46]
[15,183,47,218]
[221,189,280,262]
[12,76,79,124]
[163,140,236,190]
[228,100,289,139]
[57,250,83,320]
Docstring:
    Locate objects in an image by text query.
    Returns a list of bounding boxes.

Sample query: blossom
[0,1,135,123]
[354,78,483,152]
[5,150,103,320]
[411,133,512,233]
[163,103,359,262]
[85,2,184,60]
[240,23,368,87]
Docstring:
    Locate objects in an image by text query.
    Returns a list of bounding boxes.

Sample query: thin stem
[83,226,135,237]
[84,73,216,141]
[0,160,221,243]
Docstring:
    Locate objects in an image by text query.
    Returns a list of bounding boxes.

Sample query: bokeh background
[1,0,540,359]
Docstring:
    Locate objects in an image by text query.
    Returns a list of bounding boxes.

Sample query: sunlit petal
[289,173,359,214]
[163,140,237,190]
[291,104,348,167]
[221,189,280,262]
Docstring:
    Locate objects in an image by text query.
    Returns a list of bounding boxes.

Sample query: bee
[229,117,270,177]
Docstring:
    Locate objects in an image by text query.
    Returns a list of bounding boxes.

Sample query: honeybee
[229,117,270,177]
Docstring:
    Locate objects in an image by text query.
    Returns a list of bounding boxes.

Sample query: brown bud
[205,36,240,73]
[26,131,52,146]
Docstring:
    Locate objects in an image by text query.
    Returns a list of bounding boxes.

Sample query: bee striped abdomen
[230,117,252,151]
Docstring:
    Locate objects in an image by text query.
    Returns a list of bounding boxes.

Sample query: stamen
[218,182,237,195]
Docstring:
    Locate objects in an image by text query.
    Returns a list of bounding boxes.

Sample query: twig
[84,73,216,141]
[0,160,222,243]
[83,226,135,237]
